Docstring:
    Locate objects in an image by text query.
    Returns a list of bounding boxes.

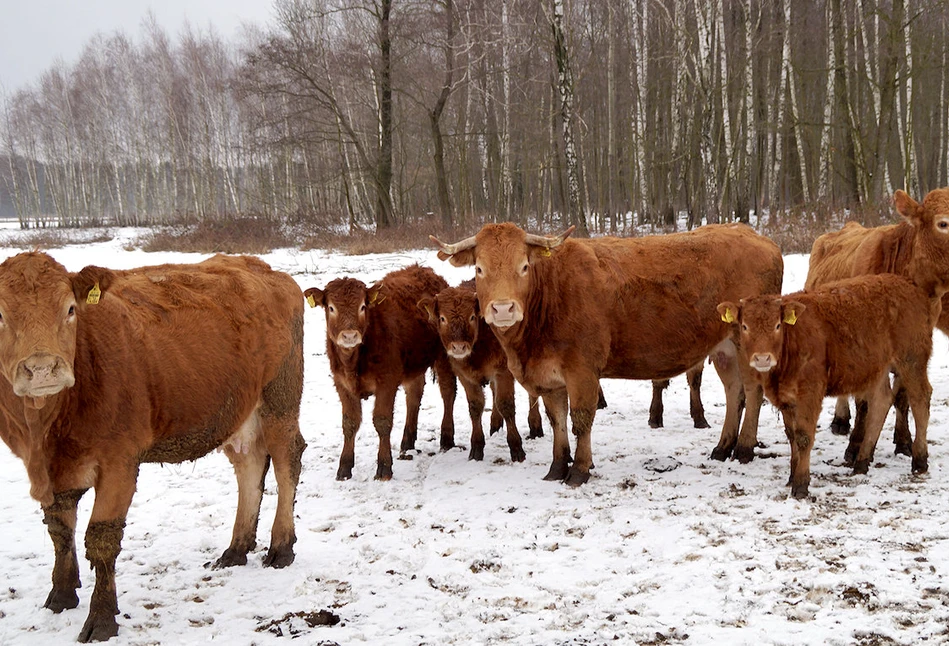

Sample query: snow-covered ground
[1,230,948,645]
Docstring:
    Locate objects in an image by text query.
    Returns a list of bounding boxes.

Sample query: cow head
[431,223,575,328]
[897,187,949,294]
[717,297,805,373]
[305,277,385,350]
[418,287,481,359]
[0,252,111,405]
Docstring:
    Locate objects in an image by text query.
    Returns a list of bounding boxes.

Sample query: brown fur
[719,273,936,499]
[305,265,457,481]
[806,188,949,449]
[437,222,784,485]
[0,252,306,642]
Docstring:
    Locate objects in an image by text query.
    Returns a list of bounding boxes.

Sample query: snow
[1,231,949,645]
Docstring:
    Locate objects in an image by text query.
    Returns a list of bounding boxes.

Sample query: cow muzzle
[749,353,777,373]
[335,330,363,348]
[13,352,75,397]
[447,341,472,359]
[485,300,523,328]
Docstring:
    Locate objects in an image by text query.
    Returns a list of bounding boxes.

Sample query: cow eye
[439,316,447,324]
[741,323,748,332]
[328,305,336,314]
[520,262,529,275]
[938,219,949,231]
[360,303,367,313]
[475,265,483,276]
[775,322,781,331]
[469,315,476,322]
[67,305,76,317]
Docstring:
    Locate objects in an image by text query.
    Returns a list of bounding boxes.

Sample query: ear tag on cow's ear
[86,283,101,305]
[783,309,797,325]
[721,308,735,324]
[369,290,386,306]
[306,294,317,308]
[539,248,552,258]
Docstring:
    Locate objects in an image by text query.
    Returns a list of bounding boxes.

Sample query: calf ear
[782,300,806,325]
[895,189,922,225]
[368,283,386,307]
[717,301,739,324]
[439,248,476,267]
[417,296,436,322]
[303,287,325,309]
[72,266,115,305]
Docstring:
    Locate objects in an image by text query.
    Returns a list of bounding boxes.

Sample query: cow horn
[430,234,477,256]
[525,225,576,249]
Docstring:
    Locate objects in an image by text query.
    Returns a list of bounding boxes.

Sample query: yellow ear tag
[306,294,316,308]
[369,290,386,306]
[721,308,735,324]
[783,309,797,325]
[86,283,101,305]
[539,248,552,258]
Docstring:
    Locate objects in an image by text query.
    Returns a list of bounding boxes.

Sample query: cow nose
[23,353,59,380]
[449,341,471,357]
[750,353,775,372]
[491,301,515,318]
[338,330,362,347]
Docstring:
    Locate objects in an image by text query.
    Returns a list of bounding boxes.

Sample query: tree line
[1,0,947,233]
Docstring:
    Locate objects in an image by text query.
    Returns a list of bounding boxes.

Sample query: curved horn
[430,234,477,256]
[524,225,576,249]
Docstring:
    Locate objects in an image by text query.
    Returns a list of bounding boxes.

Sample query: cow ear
[440,249,476,267]
[72,266,115,305]
[895,189,922,225]
[782,301,806,325]
[717,301,739,324]
[368,284,386,307]
[303,287,325,309]
[417,296,436,322]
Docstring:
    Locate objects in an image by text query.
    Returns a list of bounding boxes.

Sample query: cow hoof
[830,418,851,436]
[842,445,859,466]
[468,447,485,461]
[439,441,456,452]
[78,613,119,643]
[648,418,663,429]
[790,485,810,500]
[489,424,503,436]
[912,456,929,474]
[336,468,353,481]
[543,461,570,481]
[733,445,755,464]
[894,443,913,458]
[563,467,590,487]
[693,417,711,429]
[710,445,733,462]
[851,459,870,475]
[263,545,295,569]
[510,447,527,463]
[211,547,249,569]
[44,588,79,613]
[528,428,544,439]
[397,451,414,461]
[374,466,393,481]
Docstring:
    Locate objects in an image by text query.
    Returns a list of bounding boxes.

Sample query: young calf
[718,273,936,499]
[419,282,542,463]
[305,265,456,480]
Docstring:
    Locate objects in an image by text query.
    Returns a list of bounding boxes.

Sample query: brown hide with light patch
[0,252,306,642]
[434,222,784,485]
[305,265,456,481]
[719,273,935,499]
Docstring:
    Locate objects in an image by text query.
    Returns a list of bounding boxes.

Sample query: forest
[1,0,947,236]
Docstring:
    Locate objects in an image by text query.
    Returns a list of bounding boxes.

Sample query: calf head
[419,287,481,359]
[0,252,110,405]
[717,296,805,373]
[305,278,385,350]
[431,223,574,329]
[898,187,949,295]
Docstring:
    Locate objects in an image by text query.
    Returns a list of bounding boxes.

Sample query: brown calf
[305,265,456,480]
[719,273,936,498]
[0,252,305,642]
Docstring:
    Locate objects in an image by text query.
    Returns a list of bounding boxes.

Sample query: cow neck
[878,221,915,275]
[20,391,67,506]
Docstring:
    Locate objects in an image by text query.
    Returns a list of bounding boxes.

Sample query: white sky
[0,0,276,92]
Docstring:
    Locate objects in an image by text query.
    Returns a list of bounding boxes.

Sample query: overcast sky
[0,0,275,92]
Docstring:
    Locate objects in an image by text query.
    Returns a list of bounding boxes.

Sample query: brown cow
[418,282,541,463]
[718,273,936,498]
[806,188,949,453]
[432,222,784,486]
[0,252,306,642]
[304,265,457,480]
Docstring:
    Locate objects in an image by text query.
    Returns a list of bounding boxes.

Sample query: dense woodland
[1,0,948,234]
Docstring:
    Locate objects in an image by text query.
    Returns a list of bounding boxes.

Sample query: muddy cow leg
[262,419,306,568]
[488,381,504,436]
[710,340,744,461]
[733,380,764,464]
[43,488,87,613]
[844,398,869,467]
[494,371,526,463]
[460,375,487,461]
[215,420,269,568]
[434,356,457,452]
[851,376,894,476]
[894,361,932,474]
[781,400,820,500]
[373,384,400,480]
[336,389,362,480]
[649,379,669,428]
[542,389,571,481]
[890,372,913,457]
[830,396,852,436]
[527,395,544,439]
[564,371,601,487]
[401,374,426,454]
[687,362,711,429]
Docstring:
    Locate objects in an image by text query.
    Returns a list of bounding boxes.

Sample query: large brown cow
[304,265,456,480]
[806,188,949,453]
[718,273,937,498]
[432,222,784,486]
[0,252,306,642]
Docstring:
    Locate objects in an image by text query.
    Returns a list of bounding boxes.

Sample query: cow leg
[42,488,87,613]
[733,381,764,464]
[216,419,269,568]
[337,389,362,480]
[527,394,544,439]
[541,390,572,481]
[373,384,399,480]
[494,371,526,463]
[262,420,307,568]
[895,364,932,474]
[564,375,601,487]
[710,340,744,461]
[433,356,457,451]
[460,375,487,461]
[488,381,504,436]
[401,374,426,453]
[830,396,852,436]
[648,379,669,428]
[843,398,869,466]
[687,362,711,429]
[851,376,894,475]
[891,372,913,457]
[781,401,820,499]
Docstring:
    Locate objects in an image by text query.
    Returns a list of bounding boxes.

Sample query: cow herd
[0,188,947,641]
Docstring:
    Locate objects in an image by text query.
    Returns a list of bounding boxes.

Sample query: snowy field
[1,230,948,645]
